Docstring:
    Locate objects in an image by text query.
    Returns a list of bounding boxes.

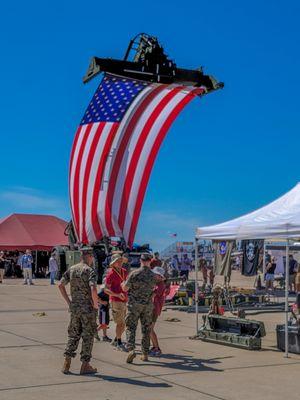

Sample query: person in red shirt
[150,252,162,269]
[104,253,128,351]
[149,266,170,356]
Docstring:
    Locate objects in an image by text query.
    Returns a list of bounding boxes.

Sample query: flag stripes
[69,74,205,246]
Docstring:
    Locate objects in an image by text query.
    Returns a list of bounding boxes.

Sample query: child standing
[149,267,170,356]
[97,286,112,342]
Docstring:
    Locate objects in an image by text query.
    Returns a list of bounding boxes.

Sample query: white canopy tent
[196,183,300,240]
[194,183,300,357]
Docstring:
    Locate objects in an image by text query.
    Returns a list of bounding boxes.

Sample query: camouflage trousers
[125,302,153,354]
[64,308,97,362]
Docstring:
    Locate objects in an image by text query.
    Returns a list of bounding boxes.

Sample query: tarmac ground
[0,273,299,400]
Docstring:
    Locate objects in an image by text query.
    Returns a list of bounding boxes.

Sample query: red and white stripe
[69,82,205,246]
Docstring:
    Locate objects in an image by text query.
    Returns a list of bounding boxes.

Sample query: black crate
[276,324,300,354]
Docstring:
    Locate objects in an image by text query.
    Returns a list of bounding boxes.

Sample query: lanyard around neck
[113,267,125,281]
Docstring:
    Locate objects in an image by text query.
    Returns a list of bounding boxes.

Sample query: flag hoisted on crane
[69,73,205,247]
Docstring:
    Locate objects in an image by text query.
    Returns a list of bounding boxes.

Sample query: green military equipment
[65,250,81,270]
[198,314,266,350]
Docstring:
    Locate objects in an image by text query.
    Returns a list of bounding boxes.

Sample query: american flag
[69,74,205,247]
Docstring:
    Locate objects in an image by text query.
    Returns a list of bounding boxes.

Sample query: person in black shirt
[0,251,6,283]
[97,287,112,342]
[289,255,298,292]
[265,256,276,291]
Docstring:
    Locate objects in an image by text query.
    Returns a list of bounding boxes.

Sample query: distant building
[160,241,194,261]
[161,240,214,262]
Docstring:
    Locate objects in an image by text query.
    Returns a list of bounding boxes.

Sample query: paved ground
[0,276,299,400]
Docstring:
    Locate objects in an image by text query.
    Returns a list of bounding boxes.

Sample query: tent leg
[262,240,266,277]
[285,240,290,358]
[195,237,199,335]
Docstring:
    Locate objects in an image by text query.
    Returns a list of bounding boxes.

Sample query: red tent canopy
[0,213,69,251]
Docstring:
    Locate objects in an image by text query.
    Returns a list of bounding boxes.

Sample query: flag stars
[80,76,147,124]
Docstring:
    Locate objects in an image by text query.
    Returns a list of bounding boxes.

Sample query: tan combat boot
[61,356,71,374]
[80,361,98,375]
[126,350,136,364]
[140,353,148,362]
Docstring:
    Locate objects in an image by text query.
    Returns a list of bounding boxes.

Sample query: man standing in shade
[59,247,98,375]
[48,252,58,285]
[122,253,157,363]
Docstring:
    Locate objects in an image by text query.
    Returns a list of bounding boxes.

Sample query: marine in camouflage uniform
[59,247,98,375]
[123,253,157,363]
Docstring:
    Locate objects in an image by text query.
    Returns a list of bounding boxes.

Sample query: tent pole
[195,237,199,334]
[263,240,266,276]
[285,240,290,358]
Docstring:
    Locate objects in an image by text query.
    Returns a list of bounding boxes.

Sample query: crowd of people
[0,249,53,283]
[58,248,170,375]
[167,253,193,279]
[264,254,300,293]
[0,251,24,281]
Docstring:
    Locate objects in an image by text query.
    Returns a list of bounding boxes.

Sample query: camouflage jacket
[125,266,156,305]
[61,262,97,312]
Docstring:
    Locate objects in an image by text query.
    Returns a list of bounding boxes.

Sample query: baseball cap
[110,253,123,266]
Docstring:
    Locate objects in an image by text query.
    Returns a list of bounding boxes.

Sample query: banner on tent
[241,240,264,276]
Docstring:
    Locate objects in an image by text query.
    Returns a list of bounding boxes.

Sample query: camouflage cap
[80,246,94,255]
[152,266,165,278]
[140,253,152,261]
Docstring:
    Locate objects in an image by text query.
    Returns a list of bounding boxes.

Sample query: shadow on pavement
[65,373,172,387]
[145,353,226,372]
[100,375,172,387]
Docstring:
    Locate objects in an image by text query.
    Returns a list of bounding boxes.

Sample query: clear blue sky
[1,0,299,250]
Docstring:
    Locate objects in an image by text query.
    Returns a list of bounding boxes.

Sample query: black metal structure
[83,33,223,93]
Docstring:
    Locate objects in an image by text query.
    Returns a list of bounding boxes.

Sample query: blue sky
[1,0,299,250]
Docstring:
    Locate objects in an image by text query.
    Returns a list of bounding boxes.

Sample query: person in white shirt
[48,253,58,285]
[170,255,179,277]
